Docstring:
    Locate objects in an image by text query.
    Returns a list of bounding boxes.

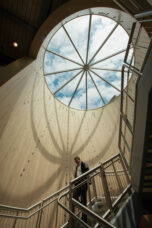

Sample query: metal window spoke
[54,70,83,95]
[62,24,85,64]
[90,69,120,92]
[68,71,85,106]
[46,50,83,67]
[88,71,105,105]
[44,13,129,110]
[88,23,119,64]
[91,67,128,73]
[86,72,88,109]
[90,48,127,67]
[86,14,92,64]
[44,68,82,76]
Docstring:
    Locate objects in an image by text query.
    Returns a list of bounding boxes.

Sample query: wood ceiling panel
[0,0,47,27]
[0,0,151,66]
[0,0,69,64]
[0,13,35,59]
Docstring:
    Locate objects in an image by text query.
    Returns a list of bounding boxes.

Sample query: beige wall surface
[0,51,120,207]
[0,0,143,209]
[0,0,150,209]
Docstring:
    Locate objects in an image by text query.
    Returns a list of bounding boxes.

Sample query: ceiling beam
[0,8,37,33]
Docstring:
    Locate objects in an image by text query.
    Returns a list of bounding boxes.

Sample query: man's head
[74,156,81,165]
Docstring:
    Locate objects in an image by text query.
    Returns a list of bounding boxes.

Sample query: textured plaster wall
[0,46,120,207]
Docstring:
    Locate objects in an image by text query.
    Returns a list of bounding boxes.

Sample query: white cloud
[65,15,90,62]
[88,15,116,62]
[44,14,129,109]
[44,51,81,74]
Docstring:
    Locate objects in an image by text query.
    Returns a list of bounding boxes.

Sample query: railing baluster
[87,176,92,209]
[0,153,129,228]
[12,211,18,228]
[100,164,113,211]
[112,161,123,194]
[119,155,130,184]
[69,182,74,227]
[36,202,43,228]
[92,176,97,200]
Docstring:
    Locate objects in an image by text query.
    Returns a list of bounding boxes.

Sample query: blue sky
[44,15,131,110]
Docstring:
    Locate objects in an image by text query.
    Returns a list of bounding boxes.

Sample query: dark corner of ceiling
[0,0,69,67]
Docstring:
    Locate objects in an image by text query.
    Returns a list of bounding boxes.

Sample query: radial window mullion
[90,48,127,67]
[88,23,119,64]
[54,70,83,95]
[46,50,83,67]
[44,68,82,76]
[44,12,129,110]
[88,71,105,105]
[91,67,128,73]
[62,24,85,65]
[86,14,92,64]
[68,71,85,107]
[90,69,120,92]
[86,72,88,109]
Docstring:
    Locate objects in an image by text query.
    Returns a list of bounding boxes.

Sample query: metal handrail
[58,185,117,228]
[72,198,116,228]
[118,18,151,168]
[0,184,69,218]
[134,11,152,18]
[0,153,121,219]
[71,153,120,185]
[58,153,130,228]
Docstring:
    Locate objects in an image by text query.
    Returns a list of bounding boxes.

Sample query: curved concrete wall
[0,0,150,208]
[0,47,120,207]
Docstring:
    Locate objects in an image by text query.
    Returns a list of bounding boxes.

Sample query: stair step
[146,155,152,163]
[143,187,152,192]
[144,179,152,183]
[143,184,152,188]
[147,149,152,153]
[144,175,152,180]
[144,167,152,175]
[145,163,152,168]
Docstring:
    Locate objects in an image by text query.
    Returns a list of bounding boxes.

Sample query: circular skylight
[44,13,130,110]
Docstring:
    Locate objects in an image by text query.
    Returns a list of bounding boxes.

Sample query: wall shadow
[0,71,119,207]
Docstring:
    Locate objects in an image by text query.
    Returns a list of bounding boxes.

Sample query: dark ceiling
[0,0,68,65]
[0,0,152,66]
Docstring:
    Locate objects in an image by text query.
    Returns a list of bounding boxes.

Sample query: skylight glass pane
[64,15,89,62]
[92,69,121,90]
[48,27,82,64]
[45,70,81,93]
[88,15,116,63]
[55,73,82,105]
[90,72,119,103]
[92,25,129,63]
[44,11,131,110]
[87,74,104,109]
[92,52,125,70]
[44,51,80,75]
[70,75,86,109]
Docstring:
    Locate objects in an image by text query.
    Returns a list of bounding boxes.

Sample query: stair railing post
[100,164,113,212]
[112,161,123,194]
[36,202,43,228]
[69,182,74,227]
[119,154,130,184]
[92,176,97,200]
[87,176,92,209]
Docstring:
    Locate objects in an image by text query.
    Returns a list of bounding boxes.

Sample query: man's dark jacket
[74,162,89,178]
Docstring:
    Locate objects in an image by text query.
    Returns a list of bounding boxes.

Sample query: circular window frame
[43,8,134,111]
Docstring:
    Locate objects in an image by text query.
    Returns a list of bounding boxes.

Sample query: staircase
[141,89,152,212]
[0,5,152,228]
[0,153,131,228]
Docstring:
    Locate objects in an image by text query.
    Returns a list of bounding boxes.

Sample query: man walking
[74,156,89,223]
